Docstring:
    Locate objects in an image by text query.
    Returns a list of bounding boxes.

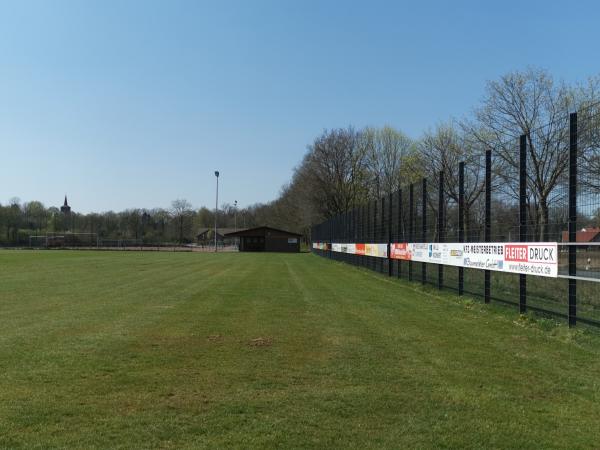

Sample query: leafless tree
[464,68,573,240]
[575,76,600,195]
[419,123,486,240]
[171,199,193,243]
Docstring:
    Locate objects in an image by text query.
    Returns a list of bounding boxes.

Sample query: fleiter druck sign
[389,242,558,278]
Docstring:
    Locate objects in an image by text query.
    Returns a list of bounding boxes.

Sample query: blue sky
[1,0,599,213]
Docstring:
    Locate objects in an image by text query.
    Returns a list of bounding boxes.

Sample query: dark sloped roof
[224,226,302,237]
[196,228,247,237]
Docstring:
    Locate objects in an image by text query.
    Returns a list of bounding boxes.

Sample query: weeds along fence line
[311,104,600,328]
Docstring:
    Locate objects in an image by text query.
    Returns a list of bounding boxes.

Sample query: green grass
[1,250,600,449]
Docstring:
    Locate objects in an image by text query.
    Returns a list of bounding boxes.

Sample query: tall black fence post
[409,183,414,282]
[345,210,348,245]
[363,204,367,267]
[333,214,338,261]
[368,200,377,270]
[346,210,350,263]
[485,150,491,303]
[361,207,365,265]
[352,208,355,245]
[373,199,377,243]
[373,199,377,271]
[344,211,347,254]
[377,196,387,273]
[398,188,402,278]
[350,207,360,266]
[354,207,358,265]
[367,202,370,243]
[422,178,427,285]
[519,134,527,314]
[438,171,444,289]
[378,197,382,273]
[388,192,393,277]
[569,112,578,327]
[328,218,332,259]
[347,210,351,264]
[458,162,465,295]
[332,215,335,258]
[366,203,370,268]
[354,208,358,265]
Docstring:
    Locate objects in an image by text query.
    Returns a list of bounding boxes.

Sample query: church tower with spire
[60,195,71,214]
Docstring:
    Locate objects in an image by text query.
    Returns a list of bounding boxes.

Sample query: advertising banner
[364,243,388,258]
[330,243,358,254]
[326,241,557,277]
[330,243,387,258]
[391,242,558,278]
[495,242,557,277]
[390,243,411,260]
[380,243,389,258]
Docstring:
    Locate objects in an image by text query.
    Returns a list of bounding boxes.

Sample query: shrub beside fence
[311,106,600,328]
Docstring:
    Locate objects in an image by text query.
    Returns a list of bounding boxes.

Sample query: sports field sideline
[1,250,600,449]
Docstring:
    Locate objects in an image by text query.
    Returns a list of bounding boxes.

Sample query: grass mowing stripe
[1,251,600,449]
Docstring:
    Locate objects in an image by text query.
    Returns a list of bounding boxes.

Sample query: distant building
[196,228,246,245]
[561,227,600,247]
[60,196,71,215]
[225,226,301,252]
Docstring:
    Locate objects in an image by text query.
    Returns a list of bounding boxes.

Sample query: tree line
[0,198,285,246]
[263,67,600,241]
[2,68,599,246]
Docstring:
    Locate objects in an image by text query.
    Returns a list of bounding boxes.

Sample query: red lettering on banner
[505,245,528,262]
[390,243,411,260]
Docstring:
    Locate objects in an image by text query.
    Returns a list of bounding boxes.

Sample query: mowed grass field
[1,251,600,449]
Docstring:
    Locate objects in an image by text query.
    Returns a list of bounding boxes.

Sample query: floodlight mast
[234,200,238,232]
[214,171,219,252]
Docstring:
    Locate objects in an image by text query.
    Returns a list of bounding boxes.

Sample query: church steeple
[61,195,71,214]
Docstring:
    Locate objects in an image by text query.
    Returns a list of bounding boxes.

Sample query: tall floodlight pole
[234,199,238,250]
[234,200,238,232]
[214,171,219,252]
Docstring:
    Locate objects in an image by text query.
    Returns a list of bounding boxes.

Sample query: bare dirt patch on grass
[248,337,273,347]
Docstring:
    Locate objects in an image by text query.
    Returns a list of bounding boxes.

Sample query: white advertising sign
[331,243,387,258]
[391,242,558,278]
[337,243,356,254]
[365,243,388,258]
[328,241,558,277]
